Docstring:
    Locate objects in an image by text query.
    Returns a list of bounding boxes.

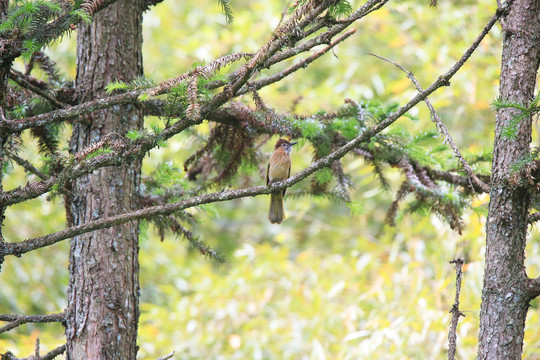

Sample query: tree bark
[65,1,144,358]
[478,1,540,359]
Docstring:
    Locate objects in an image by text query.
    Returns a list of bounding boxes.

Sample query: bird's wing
[283,161,291,197]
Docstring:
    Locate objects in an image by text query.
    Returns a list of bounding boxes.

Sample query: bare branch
[0,312,65,335]
[7,150,48,179]
[448,258,466,360]
[144,0,165,11]
[367,52,490,193]
[8,70,66,109]
[156,351,175,360]
[526,275,540,299]
[1,344,67,360]
[41,344,66,360]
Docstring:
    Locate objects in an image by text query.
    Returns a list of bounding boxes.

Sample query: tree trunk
[65,1,144,358]
[478,1,540,359]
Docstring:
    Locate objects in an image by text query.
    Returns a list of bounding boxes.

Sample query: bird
[266,138,297,224]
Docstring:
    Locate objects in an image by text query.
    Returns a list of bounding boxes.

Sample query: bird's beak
[290,142,298,146]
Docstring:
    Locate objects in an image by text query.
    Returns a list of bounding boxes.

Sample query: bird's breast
[268,153,291,182]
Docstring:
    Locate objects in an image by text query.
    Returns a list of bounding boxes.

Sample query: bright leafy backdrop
[2,0,540,359]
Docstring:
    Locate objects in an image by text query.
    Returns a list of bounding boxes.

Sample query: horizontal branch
[4,90,141,133]
[0,312,65,335]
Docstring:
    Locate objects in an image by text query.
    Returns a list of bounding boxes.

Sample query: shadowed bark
[65,0,144,358]
[478,1,540,358]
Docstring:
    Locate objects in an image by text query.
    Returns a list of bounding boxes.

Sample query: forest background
[2,0,540,359]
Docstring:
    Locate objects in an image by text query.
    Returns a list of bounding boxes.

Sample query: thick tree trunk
[65,1,144,358]
[478,1,540,359]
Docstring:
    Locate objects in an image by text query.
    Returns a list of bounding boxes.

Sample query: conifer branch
[4,90,141,133]
[264,0,388,70]
[2,113,198,206]
[6,0,119,59]
[237,28,357,95]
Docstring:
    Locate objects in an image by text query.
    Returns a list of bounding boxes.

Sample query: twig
[367,52,490,193]
[263,0,389,70]
[41,345,66,360]
[0,312,66,335]
[34,338,40,359]
[7,151,48,179]
[2,343,67,360]
[8,70,66,109]
[448,258,466,360]
[156,351,175,360]
[237,28,357,95]
[528,212,540,224]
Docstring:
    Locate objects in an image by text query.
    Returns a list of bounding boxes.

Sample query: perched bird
[266,138,297,224]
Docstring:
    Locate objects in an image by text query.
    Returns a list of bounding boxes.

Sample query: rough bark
[478,1,540,359]
[65,1,144,358]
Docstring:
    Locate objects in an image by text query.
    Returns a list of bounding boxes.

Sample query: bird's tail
[269,193,285,224]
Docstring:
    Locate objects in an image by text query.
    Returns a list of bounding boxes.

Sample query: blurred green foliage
[3,0,540,359]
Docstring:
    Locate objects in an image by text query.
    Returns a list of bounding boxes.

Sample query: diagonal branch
[263,0,389,70]
[8,69,67,109]
[7,150,48,179]
[205,0,389,92]
[367,52,490,193]
[237,28,357,95]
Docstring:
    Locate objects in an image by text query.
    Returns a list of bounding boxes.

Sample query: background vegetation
[2,0,540,358]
